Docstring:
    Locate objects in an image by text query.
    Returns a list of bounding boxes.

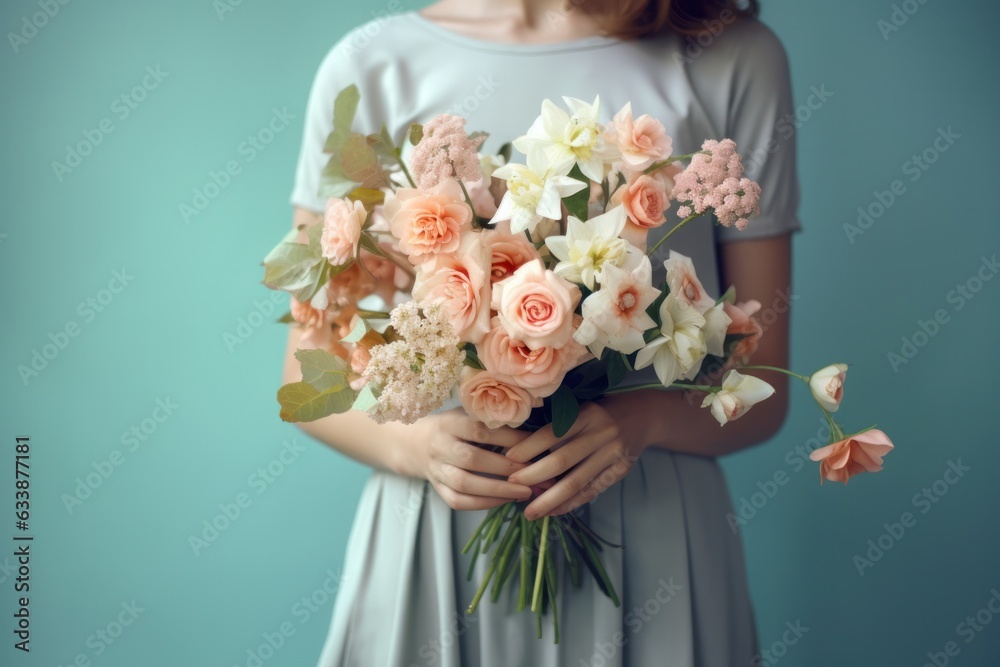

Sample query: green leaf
[369,123,398,163]
[358,232,388,258]
[352,384,378,413]
[606,352,630,389]
[341,316,371,343]
[716,284,736,305]
[295,348,352,391]
[262,242,320,293]
[408,122,423,146]
[462,345,484,370]
[550,385,580,438]
[324,84,360,153]
[561,164,590,221]
[319,157,359,198]
[497,142,512,164]
[341,133,385,188]
[277,381,356,422]
[348,187,385,209]
[277,310,295,324]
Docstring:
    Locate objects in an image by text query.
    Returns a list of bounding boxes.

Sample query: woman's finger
[449,440,527,478]
[431,481,515,512]
[507,428,605,487]
[446,410,531,449]
[524,445,626,520]
[437,463,533,500]
[505,417,586,464]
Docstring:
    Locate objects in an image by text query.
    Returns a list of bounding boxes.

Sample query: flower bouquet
[262,85,895,641]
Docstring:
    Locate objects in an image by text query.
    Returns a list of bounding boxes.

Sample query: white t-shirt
[291,11,800,254]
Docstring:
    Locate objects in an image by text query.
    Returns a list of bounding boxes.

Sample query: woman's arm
[281,207,533,509]
[505,232,794,519]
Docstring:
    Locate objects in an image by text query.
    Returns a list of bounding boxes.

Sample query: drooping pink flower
[723,300,764,363]
[809,429,895,485]
[409,114,486,190]
[672,139,760,230]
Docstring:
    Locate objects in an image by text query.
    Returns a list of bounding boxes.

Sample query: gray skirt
[314,444,759,667]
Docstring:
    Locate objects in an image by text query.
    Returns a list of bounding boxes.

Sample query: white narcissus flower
[513,96,620,182]
[544,205,640,290]
[701,370,775,425]
[809,363,848,413]
[633,295,707,387]
[573,254,659,358]
[490,150,587,235]
[702,302,732,358]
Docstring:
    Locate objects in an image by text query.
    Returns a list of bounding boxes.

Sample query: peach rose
[482,221,542,284]
[321,197,366,266]
[809,429,894,484]
[458,367,542,429]
[385,179,472,263]
[491,259,581,351]
[478,315,589,398]
[607,102,672,171]
[723,300,764,362]
[411,233,492,345]
[612,173,668,229]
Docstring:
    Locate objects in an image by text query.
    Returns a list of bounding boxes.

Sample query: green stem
[646,214,699,258]
[467,559,497,615]
[518,513,531,612]
[603,381,717,395]
[397,159,416,188]
[531,515,550,613]
[737,365,810,383]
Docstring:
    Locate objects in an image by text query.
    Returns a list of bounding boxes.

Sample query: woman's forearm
[602,370,790,458]
[282,326,427,478]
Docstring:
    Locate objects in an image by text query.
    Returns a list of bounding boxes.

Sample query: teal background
[1,1,998,665]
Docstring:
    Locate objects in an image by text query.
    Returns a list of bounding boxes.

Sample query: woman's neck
[417,0,606,44]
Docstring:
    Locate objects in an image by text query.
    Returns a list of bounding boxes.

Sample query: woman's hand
[504,399,648,520]
[405,408,535,511]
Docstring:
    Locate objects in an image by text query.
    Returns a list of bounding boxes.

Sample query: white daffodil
[573,254,659,358]
[544,206,640,289]
[663,250,717,315]
[702,302,732,358]
[634,294,707,387]
[809,363,848,413]
[513,96,620,183]
[490,150,587,235]
[701,370,775,425]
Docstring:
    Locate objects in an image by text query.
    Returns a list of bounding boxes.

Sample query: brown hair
[576,0,760,40]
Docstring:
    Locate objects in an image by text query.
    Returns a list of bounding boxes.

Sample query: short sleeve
[289,41,353,213]
[715,22,801,242]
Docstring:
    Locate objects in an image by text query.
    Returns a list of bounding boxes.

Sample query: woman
[284,1,800,664]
